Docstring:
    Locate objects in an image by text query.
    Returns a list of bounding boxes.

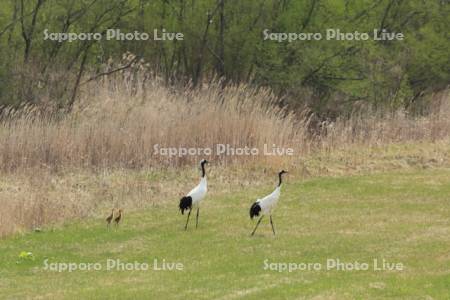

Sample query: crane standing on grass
[179,159,209,230]
[106,208,114,228]
[114,209,123,227]
[249,170,288,236]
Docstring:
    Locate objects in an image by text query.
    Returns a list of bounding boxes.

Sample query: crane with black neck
[179,159,209,230]
[249,170,288,236]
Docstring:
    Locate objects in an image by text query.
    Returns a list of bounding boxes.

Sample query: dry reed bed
[1,81,448,171]
[0,81,303,171]
[0,80,449,237]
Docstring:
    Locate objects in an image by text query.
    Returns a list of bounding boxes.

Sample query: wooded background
[0,0,448,117]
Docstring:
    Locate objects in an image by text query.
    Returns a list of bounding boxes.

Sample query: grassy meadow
[0,79,449,299]
[1,168,450,299]
[1,80,449,238]
[1,1,449,297]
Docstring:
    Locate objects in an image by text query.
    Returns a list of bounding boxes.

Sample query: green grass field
[1,169,450,299]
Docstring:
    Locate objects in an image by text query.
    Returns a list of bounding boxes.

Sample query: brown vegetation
[0,78,449,237]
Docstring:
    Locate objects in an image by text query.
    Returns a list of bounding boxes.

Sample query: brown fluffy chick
[106,209,114,227]
[114,209,123,227]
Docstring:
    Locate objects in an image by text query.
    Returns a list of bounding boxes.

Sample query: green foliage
[0,0,448,116]
[17,251,34,263]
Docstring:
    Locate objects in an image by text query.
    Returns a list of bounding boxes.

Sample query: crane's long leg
[270,215,276,235]
[185,209,192,230]
[195,207,200,229]
[251,216,264,236]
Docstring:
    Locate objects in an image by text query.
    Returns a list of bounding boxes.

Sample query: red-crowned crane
[179,159,209,230]
[249,170,288,236]
[106,208,114,228]
[114,209,123,227]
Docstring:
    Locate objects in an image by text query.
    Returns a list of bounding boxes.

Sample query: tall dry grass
[0,79,304,171]
[1,78,449,172]
[0,73,449,237]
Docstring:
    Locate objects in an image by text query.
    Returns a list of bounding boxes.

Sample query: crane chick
[106,208,114,228]
[114,209,123,227]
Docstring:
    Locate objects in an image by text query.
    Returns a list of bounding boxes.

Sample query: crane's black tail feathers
[249,202,261,219]
[179,196,192,214]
